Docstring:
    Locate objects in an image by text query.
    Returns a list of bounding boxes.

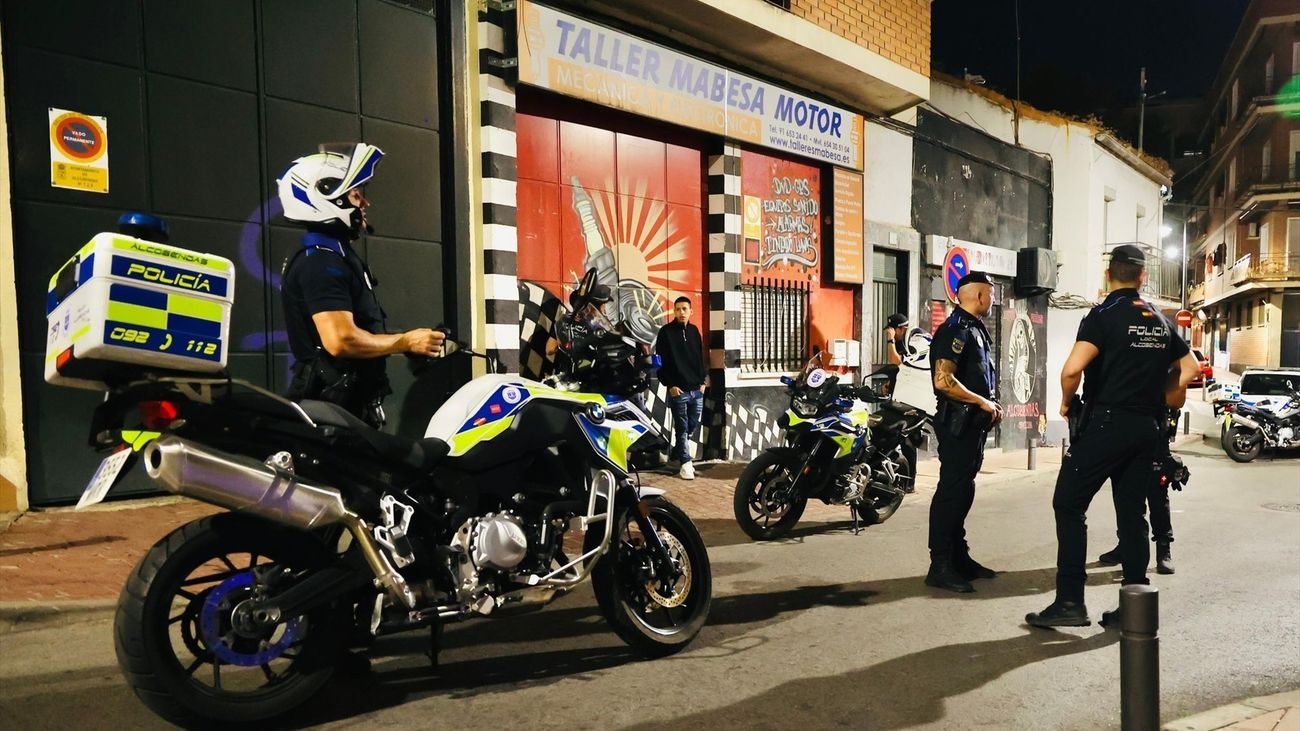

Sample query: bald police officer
[1027,245,1199,627]
[927,271,1003,593]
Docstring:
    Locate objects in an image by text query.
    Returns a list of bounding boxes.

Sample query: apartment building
[1187,0,1300,371]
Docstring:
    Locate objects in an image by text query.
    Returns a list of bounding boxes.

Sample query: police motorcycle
[48,225,711,727]
[731,352,926,540]
[1220,390,1300,462]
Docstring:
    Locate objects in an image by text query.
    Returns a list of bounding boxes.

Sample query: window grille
[740,278,809,373]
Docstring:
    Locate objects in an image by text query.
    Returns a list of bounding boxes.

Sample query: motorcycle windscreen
[892,331,937,416]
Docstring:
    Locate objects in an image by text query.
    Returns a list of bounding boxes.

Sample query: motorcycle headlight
[793,398,820,418]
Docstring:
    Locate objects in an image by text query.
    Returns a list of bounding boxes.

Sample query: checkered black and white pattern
[706,141,743,458]
[726,393,783,462]
[479,4,520,372]
[517,281,563,381]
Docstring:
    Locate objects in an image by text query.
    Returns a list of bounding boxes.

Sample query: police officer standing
[1027,245,1199,627]
[277,143,444,428]
[927,271,1003,593]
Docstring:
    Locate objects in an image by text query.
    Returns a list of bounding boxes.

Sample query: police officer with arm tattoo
[1027,245,1200,627]
[927,271,1003,593]
[277,143,444,428]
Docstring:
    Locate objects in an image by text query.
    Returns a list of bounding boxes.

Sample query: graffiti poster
[997,293,1049,448]
[515,112,706,379]
[740,151,821,281]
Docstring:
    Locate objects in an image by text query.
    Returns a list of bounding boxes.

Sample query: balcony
[1233,162,1300,207]
[1191,254,1300,307]
[1233,253,1300,282]
[1104,243,1183,304]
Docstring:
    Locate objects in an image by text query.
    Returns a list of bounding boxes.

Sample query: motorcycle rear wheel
[591,496,711,657]
[115,513,347,727]
[733,450,808,540]
[1224,427,1262,463]
[856,454,911,525]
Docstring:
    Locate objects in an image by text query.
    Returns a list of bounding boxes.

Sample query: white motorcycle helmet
[276,142,384,232]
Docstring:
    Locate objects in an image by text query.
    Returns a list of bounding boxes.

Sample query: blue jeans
[669,389,704,463]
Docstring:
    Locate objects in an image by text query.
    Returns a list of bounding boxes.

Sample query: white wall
[926,81,1168,441]
[863,108,915,228]
[0,44,27,511]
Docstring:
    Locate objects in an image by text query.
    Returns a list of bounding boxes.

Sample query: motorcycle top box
[44,232,235,390]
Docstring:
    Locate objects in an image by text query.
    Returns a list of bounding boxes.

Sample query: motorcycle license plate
[75,448,132,510]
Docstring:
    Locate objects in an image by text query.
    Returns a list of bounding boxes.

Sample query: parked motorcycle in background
[732,353,929,540]
[1220,390,1300,462]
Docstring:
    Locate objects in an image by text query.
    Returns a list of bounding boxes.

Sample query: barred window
[740,278,809,373]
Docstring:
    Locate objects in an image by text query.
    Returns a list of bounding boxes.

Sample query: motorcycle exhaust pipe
[143,436,416,607]
[1229,415,1260,430]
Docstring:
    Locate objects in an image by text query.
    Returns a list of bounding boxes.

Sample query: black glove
[1158,453,1190,491]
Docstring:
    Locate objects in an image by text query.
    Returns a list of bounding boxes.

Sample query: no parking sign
[943,246,970,302]
[49,107,108,193]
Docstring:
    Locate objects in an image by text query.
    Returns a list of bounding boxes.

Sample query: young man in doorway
[655,296,707,480]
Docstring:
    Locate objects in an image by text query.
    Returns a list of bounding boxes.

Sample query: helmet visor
[315,142,384,198]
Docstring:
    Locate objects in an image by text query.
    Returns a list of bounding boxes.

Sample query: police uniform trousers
[1053,408,1164,602]
[929,421,987,560]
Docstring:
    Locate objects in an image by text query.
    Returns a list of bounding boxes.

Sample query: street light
[1165,245,1181,259]
[1160,224,1173,238]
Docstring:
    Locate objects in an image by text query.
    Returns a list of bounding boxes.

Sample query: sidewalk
[0,435,1197,622]
[1163,689,1300,731]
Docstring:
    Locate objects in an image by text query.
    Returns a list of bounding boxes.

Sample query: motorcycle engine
[1278,426,1295,446]
[469,513,529,571]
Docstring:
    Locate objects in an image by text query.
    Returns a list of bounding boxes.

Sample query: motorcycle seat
[299,400,450,472]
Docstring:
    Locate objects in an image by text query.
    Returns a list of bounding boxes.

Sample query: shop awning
[568,0,930,116]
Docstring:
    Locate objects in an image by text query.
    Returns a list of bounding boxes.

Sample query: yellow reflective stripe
[604,425,641,472]
[121,430,161,451]
[833,435,855,458]
[786,412,805,426]
[107,302,167,329]
[448,415,515,455]
[111,238,231,272]
[527,386,606,404]
[167,293,222,320]
[71,324,90,342]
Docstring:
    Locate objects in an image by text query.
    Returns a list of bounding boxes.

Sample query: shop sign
[49,107,108,193]
[925,235,1018,278]
[830,167,863,284]
[518,0,865,170]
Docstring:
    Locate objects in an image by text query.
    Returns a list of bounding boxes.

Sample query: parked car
[1189,349,1213,387]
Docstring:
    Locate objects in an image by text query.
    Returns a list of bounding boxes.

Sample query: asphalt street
[1,438,1296,730]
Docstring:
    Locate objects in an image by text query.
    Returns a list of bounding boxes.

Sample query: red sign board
[1176,309,1193,327]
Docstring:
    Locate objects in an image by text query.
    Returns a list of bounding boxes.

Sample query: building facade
[0,0,477,508]
[1186,0,1300,372]
[924,78,1173,445]
[474,0,930,461]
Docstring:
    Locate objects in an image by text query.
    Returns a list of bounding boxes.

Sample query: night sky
[931,0,1249,121]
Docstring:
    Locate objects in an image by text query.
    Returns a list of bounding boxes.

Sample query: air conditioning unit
[1015,247,1058,297]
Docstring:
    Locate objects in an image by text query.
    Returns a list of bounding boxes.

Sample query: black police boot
[1026,600,1091,628]
[925,557,974,593]
[1100,607,1121,629]
[1097,544,1122,565]
[1156,541,1174,575]
[954,551,997,580]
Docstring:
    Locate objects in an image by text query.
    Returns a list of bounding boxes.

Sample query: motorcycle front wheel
[733,450,808,540]
[115,514,348,727]
[591,496,712,657]
[1224,426,1262,463]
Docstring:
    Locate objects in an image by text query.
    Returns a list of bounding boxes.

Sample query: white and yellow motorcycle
[62,267,710,726]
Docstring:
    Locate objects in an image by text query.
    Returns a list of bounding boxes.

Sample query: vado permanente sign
[517,0,865,170]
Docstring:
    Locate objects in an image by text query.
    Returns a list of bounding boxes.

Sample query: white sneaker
[679,462,696,480]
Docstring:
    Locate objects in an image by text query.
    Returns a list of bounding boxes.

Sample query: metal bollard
[1120,585,1160,731]
[1183,411,1190,435]
[1027,436,1037,470]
